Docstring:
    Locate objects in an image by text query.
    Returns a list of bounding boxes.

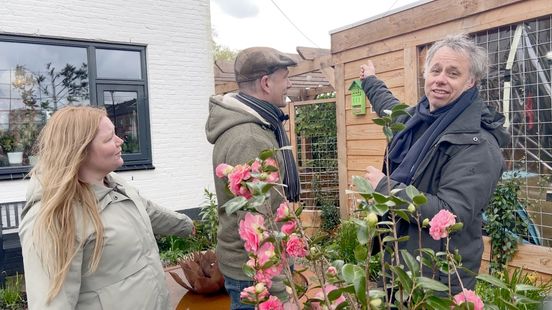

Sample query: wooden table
[176,291,230,310]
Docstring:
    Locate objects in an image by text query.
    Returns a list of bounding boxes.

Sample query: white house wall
[0,0,215,211]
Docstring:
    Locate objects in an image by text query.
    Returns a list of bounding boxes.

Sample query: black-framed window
[0,34,152,179]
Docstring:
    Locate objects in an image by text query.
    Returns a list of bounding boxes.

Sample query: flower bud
[422,218,430,227]
[407,203,416,213]
[326,266,338,277]
[366,212,378,227]
[370,298,382,307]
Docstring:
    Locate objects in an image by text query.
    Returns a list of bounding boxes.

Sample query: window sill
[0,163,156,181]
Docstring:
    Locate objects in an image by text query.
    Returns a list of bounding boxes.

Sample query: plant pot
[7,152,23,165]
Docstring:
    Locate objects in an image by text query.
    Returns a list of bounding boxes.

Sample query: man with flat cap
[206,47,301,309]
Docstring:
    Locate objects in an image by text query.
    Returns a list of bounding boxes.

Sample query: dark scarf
[236,92,301,202]
[388,87,478,184]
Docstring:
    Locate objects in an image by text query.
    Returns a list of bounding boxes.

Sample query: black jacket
[362,76,509,293]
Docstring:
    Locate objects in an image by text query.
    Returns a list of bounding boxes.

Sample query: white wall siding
[0,0,215,210]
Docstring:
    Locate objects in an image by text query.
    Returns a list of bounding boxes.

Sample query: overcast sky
[210,0,425,53]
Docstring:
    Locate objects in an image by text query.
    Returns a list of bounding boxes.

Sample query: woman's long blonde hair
[30,106,106,302]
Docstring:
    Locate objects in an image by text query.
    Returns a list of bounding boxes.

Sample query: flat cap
[234,47,297,83]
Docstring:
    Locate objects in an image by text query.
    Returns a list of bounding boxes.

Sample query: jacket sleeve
[361,76,401,117]
[376,140,503,226]
[142,197,194,237]
[20,210,83,309]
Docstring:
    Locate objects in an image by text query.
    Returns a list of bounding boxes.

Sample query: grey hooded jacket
[363,76,509,293]
[205,93,288,297]
[19,173,194,310]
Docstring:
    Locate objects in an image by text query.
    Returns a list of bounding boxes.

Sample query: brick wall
[0,0,215,210]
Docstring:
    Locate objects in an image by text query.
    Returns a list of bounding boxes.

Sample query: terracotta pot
[168,250,225,295]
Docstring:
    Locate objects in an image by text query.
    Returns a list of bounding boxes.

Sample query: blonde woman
[19,105,194,309]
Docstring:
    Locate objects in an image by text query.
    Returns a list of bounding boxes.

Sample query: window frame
[0,34,153,180]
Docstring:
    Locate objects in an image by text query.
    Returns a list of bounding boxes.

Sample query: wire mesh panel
[418,15,552,246]
[294,101,339,211]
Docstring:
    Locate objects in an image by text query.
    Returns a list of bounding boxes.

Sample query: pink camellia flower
[238,185,253,199]
[429,209,456,240]
[453,289,484,310]
[258,295,283,310]
[285,234,308,257]
[264,158,278,168]
[311,284,346,310]
[254,262,283,288]
[266,172,279,183]
[215,163,234,178]
[257,242,276,267]
[251,159,262,173]
[240,283,269,303]
[275,202,290,222]
[239,213,266,252]
[281,220,297,235]
[228,164,251,196]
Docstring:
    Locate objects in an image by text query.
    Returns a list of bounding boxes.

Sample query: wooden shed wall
[331,0,552,275]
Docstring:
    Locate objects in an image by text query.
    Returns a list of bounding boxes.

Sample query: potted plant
[0,130,24,165]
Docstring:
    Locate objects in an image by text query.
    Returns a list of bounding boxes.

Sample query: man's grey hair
[423,34,488,84]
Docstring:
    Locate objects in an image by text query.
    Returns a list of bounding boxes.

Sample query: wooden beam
[215,55,336,94]
[403,46,419,104]
[331,0,552,66]
[331,0,523,53]
[296,47,330,60]
[291,98,336,107]
[335,63,349,219]
[481,236,552,278]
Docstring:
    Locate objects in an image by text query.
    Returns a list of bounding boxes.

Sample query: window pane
[0,41,89,167]
[96,49,141,79]
[102,91,140,154]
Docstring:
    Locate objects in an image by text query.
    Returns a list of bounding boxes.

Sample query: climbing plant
[485,175,529,273]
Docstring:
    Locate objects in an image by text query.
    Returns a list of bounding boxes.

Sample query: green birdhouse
[349,80,366,115]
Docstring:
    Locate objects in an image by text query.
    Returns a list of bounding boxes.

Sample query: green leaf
[394,209,411,222]
[412,194,428,206]
[341,264,356,283]
[246,195,266,209]
[242,264,256,278]
[514,284,539,292]
[372,203,390,216]
[391,110,410,120]
[352,175,374,194]
[353,269,367,304]
[354,245,368,261]
[405,186,420,201]
[258,149,275,160]
[383,126,393,141]
[390,123,406,132]
[295,205,303,217]
[449,222,464,234]
[425,296,453,309]
[389,265,412,292]
[416,276,449,291]
[392,103,410,111]
[372,192,388,203]
[222,196,248,215]
[373,118,386,126]
[356,225,370,245]
[401,249,420,276]
[476,274,508,289]
[327,288,343,302]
